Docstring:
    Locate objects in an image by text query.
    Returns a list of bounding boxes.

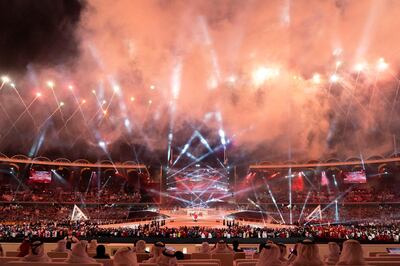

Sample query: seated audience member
[336,240,366,265]
[52,239,70,253]
[201,242,211,253]
[174,251,184,260]
[66,241,72,251]
[114,247,138,266]
[256,244,283,266]
[93,245,110,259]
[66,240,96,263]
[233,240,243,252]
[135,240,148,253]
[158,249,177,266]
[211,240,233,253]
[146,241,165,263]
[17,237,31,257]
[324,242,340,265]
[277,243,288,263]
[21,241,50,262]
[253,243,266,259]
[64,230,79,244]
[87,239,98,254]
[289,240,324,266]
[287,241,302,264]
[0,243,3,257]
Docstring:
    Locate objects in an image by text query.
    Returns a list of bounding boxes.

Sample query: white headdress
[21,241,50,262]
[291,240,324,266]
[201,242,210,253]
[256,244,283,266]
[66,240,96,263]
[53,239,68,252]
[135,240,146,253]
[336,239,366,265]
[114,247,138,266]
[157,249,177,266]
[324,242,340,265]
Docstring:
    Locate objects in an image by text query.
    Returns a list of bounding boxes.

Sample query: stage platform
[100,208,291,229]
[159,208,229,227]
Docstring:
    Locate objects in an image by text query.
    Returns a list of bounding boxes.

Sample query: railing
[0,157,146,169]
[0,200,161,205]
[250,157,400,169]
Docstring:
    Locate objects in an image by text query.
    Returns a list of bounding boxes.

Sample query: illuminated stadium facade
[1,151,400,222]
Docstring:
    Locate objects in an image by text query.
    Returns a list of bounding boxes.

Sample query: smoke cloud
[2,0,400,163]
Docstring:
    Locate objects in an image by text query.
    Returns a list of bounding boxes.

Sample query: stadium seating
[191,253,211,259]
[136,253,150,262]
[179,259,220,265]
[4,263,102,266]
[178,264,218,266]
[0,257,160,266]
[235,262,257,266]
[50,258,67,263]
[47,252,69,258]
[377,254,400,257]
[4,254,400,266]
[233,252,246,260]
[368,261,400,266]
[95,259,113,266]
[183,254,192,260]
[0,257,21,265]
[369,252,387,257]
[211,253,234,266]
[234,259,258,266]
[366,257,400,262]
[5,252,19,257]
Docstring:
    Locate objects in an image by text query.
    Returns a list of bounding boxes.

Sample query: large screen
[166,167,230,207]
[343,170,367,184]
[29,169,52,183]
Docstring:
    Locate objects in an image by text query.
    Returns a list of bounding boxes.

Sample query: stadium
[1,0,400,266]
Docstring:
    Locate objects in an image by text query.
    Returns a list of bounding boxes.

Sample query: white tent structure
[71,205,89,221]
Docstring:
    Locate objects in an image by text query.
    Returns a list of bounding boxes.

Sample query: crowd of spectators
[0,188,142,204]
[232,204,400,225]
[2,177,400,206]
[1,221,399,243]
[0,205,133,223]
[252,188,400,205]
[4,188,396,205]
[2,202,400,227]
[0,237,374,266]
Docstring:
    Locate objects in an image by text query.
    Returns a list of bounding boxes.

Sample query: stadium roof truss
[250,156,400,169]
[0,156,146,169]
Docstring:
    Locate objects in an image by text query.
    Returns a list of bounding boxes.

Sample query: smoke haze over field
[1,0,400,163]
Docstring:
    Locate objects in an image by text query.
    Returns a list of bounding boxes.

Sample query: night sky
[0,0,84,75]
